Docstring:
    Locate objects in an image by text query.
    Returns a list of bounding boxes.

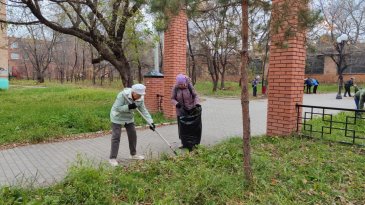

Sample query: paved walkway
[0,93,355,186]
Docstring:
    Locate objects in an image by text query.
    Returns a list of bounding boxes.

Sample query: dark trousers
[313,85,318,94]
[110,122,137,159]
[253,86,257,97]
[354,97,362,117]
[344,86,351,97]
[177,116,181,139]
[355,97,359,110]
[306,85,312,94]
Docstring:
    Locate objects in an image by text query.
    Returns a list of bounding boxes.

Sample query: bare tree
[187,21,197,85]
[2,1,154,87]
[123,12,154,83]
[20,25,58,83]
[191,1,240,91]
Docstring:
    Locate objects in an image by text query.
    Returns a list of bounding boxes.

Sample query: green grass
[314,83,339,93]
[303,112,365,146]
[194,81,362,98]
[1,137,364,204]
[9,78,126,90]
[0,83,170,146]
[316,83,364,94]
[195,81,262,98]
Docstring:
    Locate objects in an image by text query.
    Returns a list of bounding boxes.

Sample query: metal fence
[157,94,164,112]
[296,104,365,146]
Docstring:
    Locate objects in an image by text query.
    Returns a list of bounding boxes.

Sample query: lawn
[302,111,365,146]
[1,137,364,204]
[194,81,261,98]
[194,81,360,98]
[0,82,169,146]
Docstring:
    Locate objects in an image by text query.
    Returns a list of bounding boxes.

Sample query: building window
[10,42,18,49]
[11,53,20,59]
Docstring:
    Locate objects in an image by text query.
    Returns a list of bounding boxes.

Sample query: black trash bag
[178,106,202,150]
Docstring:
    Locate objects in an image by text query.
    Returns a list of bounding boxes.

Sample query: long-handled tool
[123,94,178,156]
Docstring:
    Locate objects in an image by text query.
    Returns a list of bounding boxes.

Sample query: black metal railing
[157,94,164,112]
[296,104,365,146]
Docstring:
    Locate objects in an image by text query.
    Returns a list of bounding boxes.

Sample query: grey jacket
[110,88,153,125]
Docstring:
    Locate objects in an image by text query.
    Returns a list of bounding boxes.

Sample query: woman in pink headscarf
[171,74,201,150]
[171,74,200,116]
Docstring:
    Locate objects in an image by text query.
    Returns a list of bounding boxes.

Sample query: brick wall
[163,10,187,119]
[306,56,365,83]
[306,73,365,84]
[267,0,306,136]
[144,77,164,113]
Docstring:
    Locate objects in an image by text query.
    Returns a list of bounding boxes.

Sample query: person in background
[344,77,355,97]
[109,84,155,166]
[305,77,313,94]
[311,78,319,94]
[354,88,365,117]
[252,75,260,97]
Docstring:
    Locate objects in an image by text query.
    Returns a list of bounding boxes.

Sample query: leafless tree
[1,0,152,87]
[191,1,240,91]
[20,25,58,83]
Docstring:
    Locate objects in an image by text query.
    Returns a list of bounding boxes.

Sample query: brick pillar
[0,1,8,90]
[163,10,187,119]
[267,0,306,136]
[144,72,164,113]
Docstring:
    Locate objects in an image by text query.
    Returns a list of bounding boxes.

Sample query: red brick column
[144,76,164,113]
[267,0,306,136]
[163,10,187,119]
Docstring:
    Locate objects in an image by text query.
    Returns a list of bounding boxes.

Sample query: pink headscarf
[176,74,187,85]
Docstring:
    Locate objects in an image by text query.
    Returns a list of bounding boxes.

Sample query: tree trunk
[24,64,29,80]
[241,0,253,183]
[210,52,220,92]
[120,57,133,88]
[207,58,219,92]
[104,50,133,88]
[109,67,114,83]
[92,65,96,85]
[213,80,218,92]
[100,65,105,86]
[48,71,51,82]
[220,71,225,89]
[36,70,45,83]
[159,39,163,73]
[82,45,86,82]
[118,65,133,88]
[60,69,65,84]
[261,36,270,94]
[137,60,143,83]
[187,21,197,85]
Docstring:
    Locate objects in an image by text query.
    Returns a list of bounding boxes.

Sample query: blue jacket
[305,79,313,86]
[311,79,319,86]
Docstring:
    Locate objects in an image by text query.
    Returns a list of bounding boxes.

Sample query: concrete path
[0,93,355,187]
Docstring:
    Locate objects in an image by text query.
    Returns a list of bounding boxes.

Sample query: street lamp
[335,33,349,100]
